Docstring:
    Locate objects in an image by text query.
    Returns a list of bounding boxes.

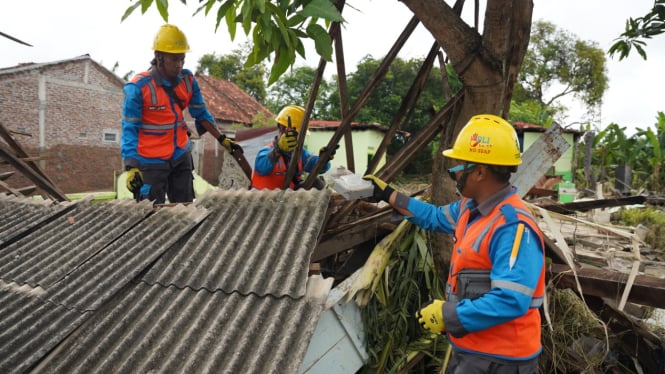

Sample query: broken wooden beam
[548,263,665,309]
[540,195,646,215]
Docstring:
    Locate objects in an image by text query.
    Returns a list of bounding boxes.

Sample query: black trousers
[139,150,194,204]
[446,350,539,374]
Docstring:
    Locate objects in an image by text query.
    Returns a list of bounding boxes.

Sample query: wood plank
[313,210,394,262]
[511,123,569,197]
[540,195,646,215]
[0,171,14,181]
[0,142,68,201]
[548,263,665,309]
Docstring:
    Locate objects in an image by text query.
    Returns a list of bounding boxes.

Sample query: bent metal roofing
[0,188,332,373]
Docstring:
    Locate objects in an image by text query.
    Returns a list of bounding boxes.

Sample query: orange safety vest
[133,71,192,160]
[447,194,545,359]
[251,146,303,190]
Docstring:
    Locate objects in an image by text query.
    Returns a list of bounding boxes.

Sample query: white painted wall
[305,128,387,174]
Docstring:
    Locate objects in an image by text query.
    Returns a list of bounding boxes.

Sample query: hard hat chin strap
[455,166,475,193]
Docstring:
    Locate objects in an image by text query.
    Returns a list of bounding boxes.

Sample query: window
[79,132,87,138]
[102,129,119,143]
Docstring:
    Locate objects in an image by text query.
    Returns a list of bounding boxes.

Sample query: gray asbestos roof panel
[46,203,210,312]
[0,189,333,374]
[0,194,75,246]
[142,189,332,298]
[0,290,89,374]
[0,199,154,288]
[33,282,323,374]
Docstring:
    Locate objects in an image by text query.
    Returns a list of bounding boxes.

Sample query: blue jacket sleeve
[302,148,331,174]
[405,198,461,234]
[121,83,143,168]
[254,145,278,176]
[185,72,215,133]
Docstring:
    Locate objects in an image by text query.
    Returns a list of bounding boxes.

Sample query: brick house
[0,55,272,195]
[0,54,125,193]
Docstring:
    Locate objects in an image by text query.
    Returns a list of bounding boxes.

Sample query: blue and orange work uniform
[121,68,214,203]
[251,139,331,190]
[405,184,545,361]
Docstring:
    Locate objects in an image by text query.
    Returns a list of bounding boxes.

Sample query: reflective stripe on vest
[447,194,546,360]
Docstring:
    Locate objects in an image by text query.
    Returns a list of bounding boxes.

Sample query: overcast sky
[2,1,663,134]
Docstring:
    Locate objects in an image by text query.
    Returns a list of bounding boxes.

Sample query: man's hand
[362,174,395,203]
[126,167,144,194]
[277,130,298,153]
[416,300,446,335]
[217,134,243,153]
[319,144,339,160]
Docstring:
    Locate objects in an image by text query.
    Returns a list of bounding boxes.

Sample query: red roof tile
[196,73,273,126]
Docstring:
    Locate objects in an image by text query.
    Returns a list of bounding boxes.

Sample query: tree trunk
[400,0,534,277]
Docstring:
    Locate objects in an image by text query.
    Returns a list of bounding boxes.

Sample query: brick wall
[0,57,124,194]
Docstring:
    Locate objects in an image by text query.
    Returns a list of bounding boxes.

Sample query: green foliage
[516,21,608,123]
[121,0,343,85]
[609,0,665,60]
[327,56,461,175]
[360,226,448,373]
[250,110,275,128]
[580,112,665,194]
[198,44,268,102]
[264,65,334,116]
[611,207,665,250]
[508,99,554,125]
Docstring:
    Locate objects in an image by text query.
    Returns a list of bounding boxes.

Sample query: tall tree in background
[513,20,608,126]
[197,45,268,102]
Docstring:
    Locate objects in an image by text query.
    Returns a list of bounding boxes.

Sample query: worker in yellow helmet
[251,105,336,190]
[364,114,546,373]
[121,24,240,203]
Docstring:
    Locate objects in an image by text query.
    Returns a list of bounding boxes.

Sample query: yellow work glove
[217,134,243,153]
[277,130,298,153]
[126,167,144,194]
[362,174,395,203]
[319,144,339,160]
[416,300,446,335]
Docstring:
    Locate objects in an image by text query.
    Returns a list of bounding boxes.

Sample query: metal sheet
[511,123,570,197]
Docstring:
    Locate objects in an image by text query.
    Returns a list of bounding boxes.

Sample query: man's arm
[186,72,215,133]
[254,145,280,176]
[121,83,143,168]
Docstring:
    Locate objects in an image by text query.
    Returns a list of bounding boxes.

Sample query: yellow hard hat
[153,24,190,53]
[276,105,306,132]
[442,114,522,166]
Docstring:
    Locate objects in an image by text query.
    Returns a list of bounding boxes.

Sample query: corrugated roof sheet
[144,189,330,297]
[34,284,322,374]
[0,189,332,374]
[0,194,74,246]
